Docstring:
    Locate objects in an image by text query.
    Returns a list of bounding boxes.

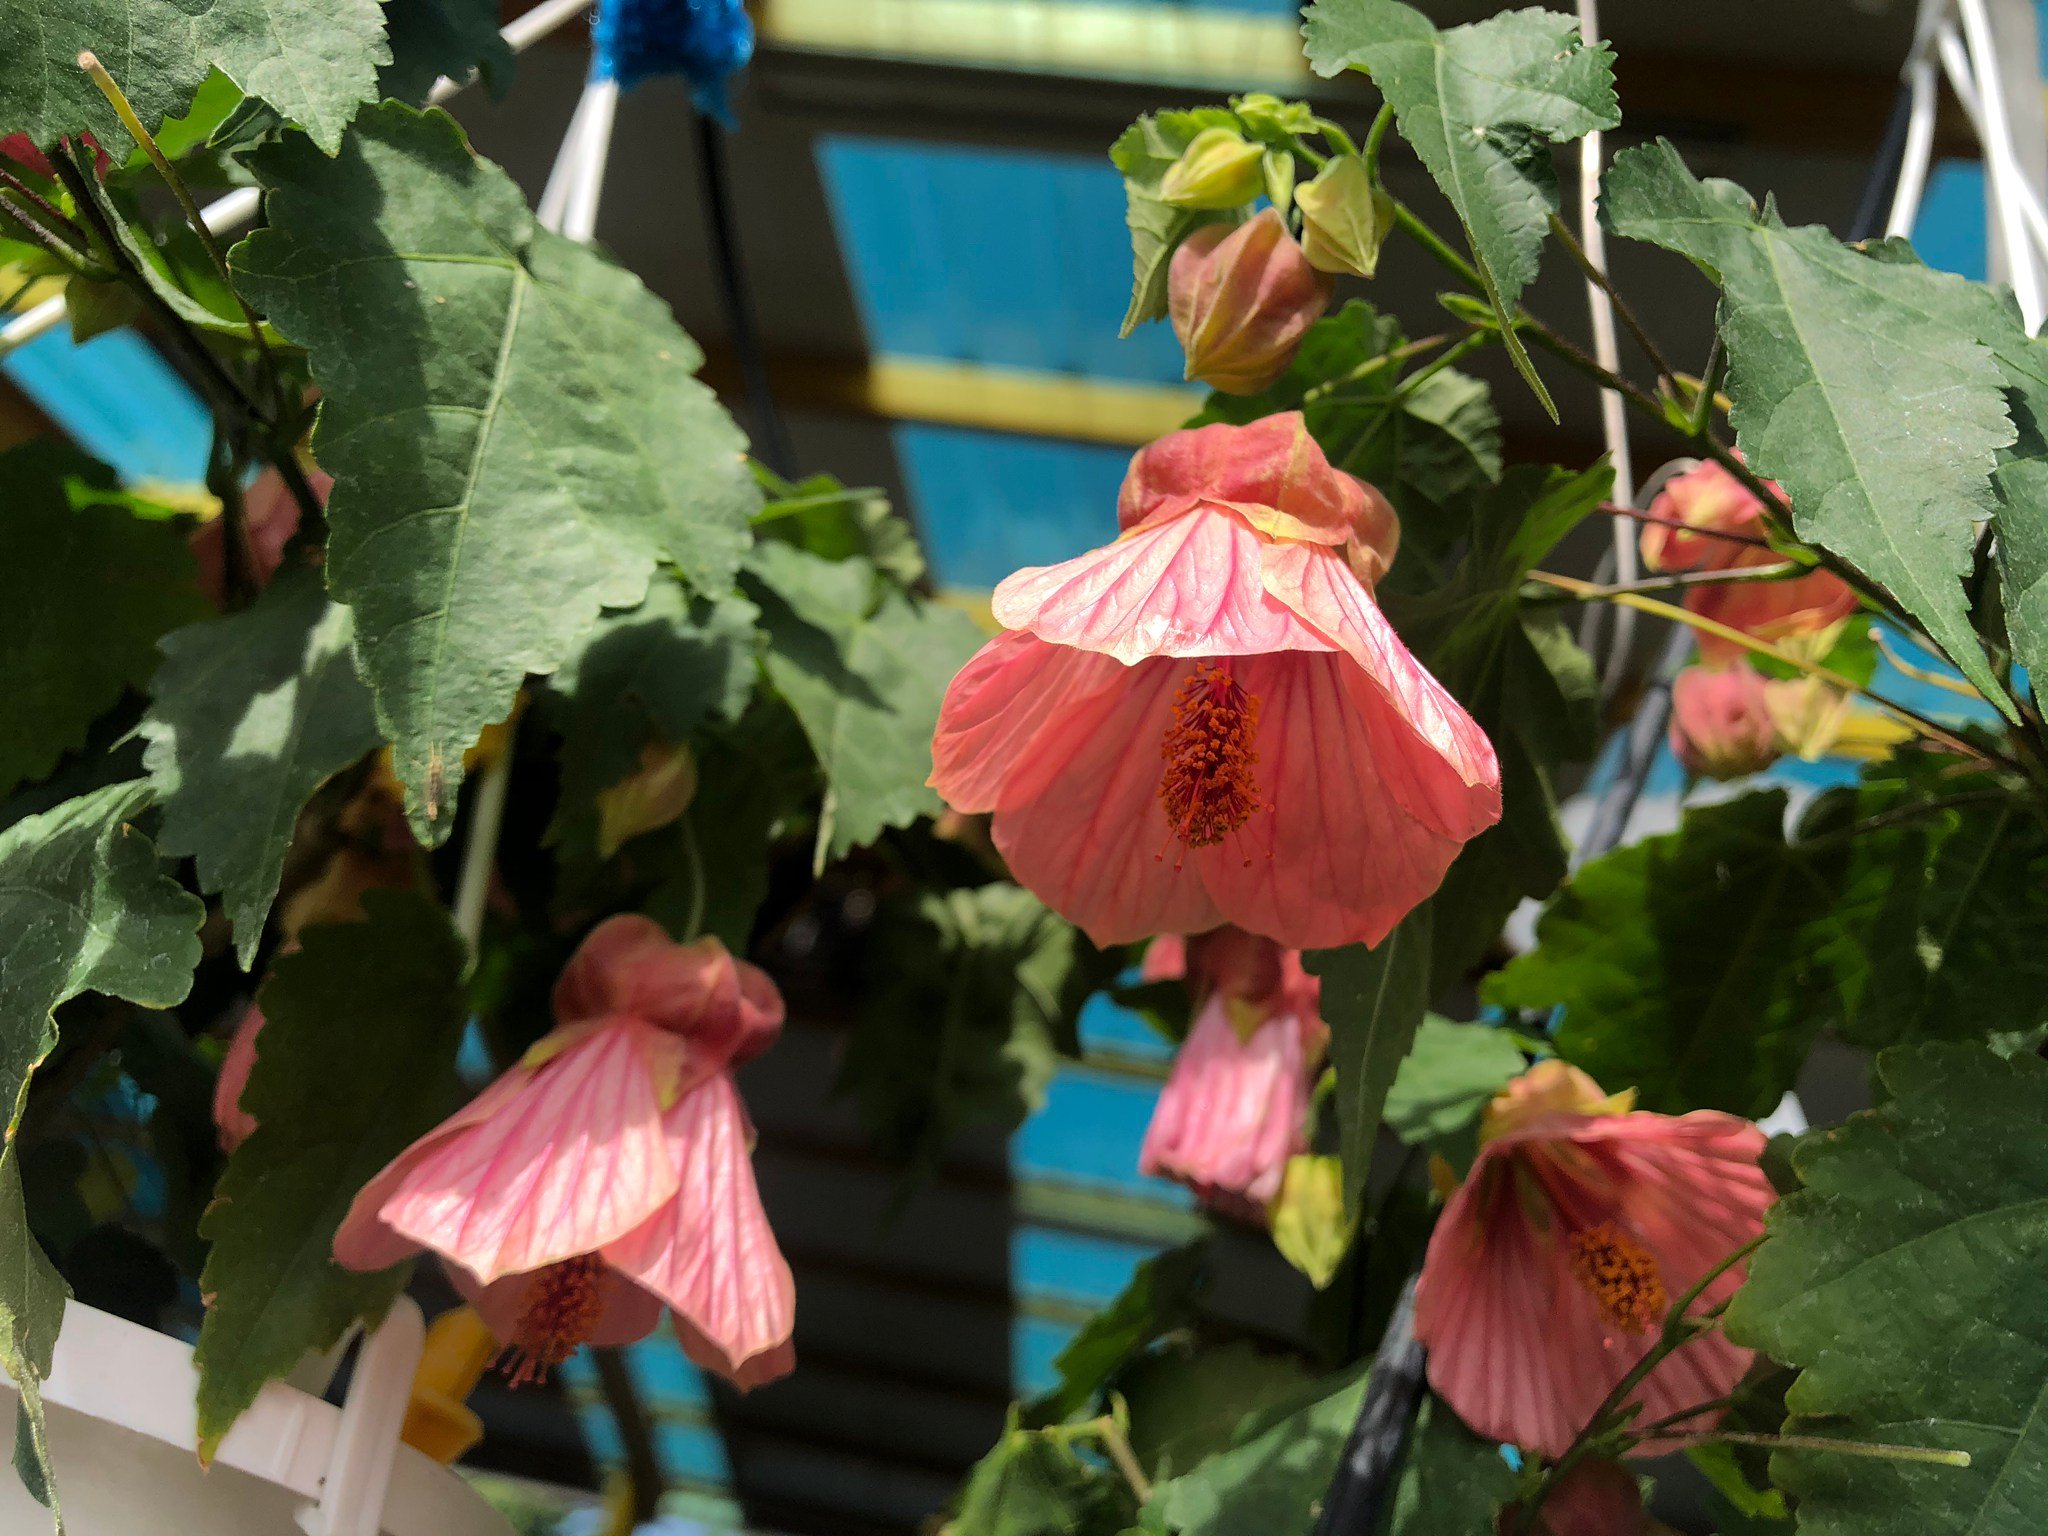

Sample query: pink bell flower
[1414,1062,1773,1459]
[1138,927,1326,1220]
[929,413,1501,951]
[1638,459,1855,663]
[1507,1457,1662,1535]
[212,1003,266,1153]
[333,915,796,1390]
[1669,662,1780,780]
[1169,208,1334,394]
[190,464,330,608]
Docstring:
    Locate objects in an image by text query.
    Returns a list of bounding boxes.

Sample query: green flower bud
[1158,126,1265,210]
[1230,93,1319,141]
[1295,154,1397,279]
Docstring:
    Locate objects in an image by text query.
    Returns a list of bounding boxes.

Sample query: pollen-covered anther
[1158,660,1268,852]
[1567,1221,1668,1335]
[500,1252,607,1387]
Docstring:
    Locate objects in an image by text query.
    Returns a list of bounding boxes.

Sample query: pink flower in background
[190,464,330,607]
[1669,662,1780,780]
[1638,459,1856,663]
[1506,1457,1662,1535]
[929,414,1500,951]
[1414,1062,1773,1459]
[212,1003,266,1153]
[1139,927,1326,1220]
[333,915,796,1389]
[1169,209,1334,394]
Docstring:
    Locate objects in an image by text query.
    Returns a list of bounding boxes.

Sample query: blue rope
[593,0,753,123]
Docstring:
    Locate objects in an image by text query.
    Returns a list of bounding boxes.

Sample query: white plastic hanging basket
[0,1298,513,1536]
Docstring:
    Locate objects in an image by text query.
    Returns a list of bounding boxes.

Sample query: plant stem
[1301,331,1454,404]
[1527,571,2007,767]
[589,1349,666,1524]
[205,423,258,610]
[79,50,281,408]
[1666,1431,1971,1469]
[1688,335,1727,436]
[1359,105,1394,180]
[1547,210,1676,384]
[1393,331,1490,398]
[1387,194,1482,288]
[1608,501,1774,551]
[1530,561,1800,604]
[1871,626,1986,700]
[451,745,516,957]
[1089,1414,1155,1504]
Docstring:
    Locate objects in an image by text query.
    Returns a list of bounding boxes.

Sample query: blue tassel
[594,0,754,124]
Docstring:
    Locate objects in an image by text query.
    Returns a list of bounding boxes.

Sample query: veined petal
[1140,997,1310,1213]
[1200,650,1500,949]
[989,655,1228,945]
[929,629,1133,814]
[991,504,1340,665]
[603,1074,796,1391]
[366,1019,688,1284]
[554,915,784,1071]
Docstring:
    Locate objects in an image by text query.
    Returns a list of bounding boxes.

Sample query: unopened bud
[1158,126,1265,210]
[1764,675,1852,762]
[1669,662,1780,780]
[596,740,699,858]
[1169,208,1334,395]
[1295,154,1396,279]
[1230,94,1318,140]
[1270,1154,1353,1289]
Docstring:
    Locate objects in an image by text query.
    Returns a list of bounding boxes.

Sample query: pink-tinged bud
[1639,458,1766,574]
[1169,208,1334,395]
[1295,154,1396,279]
[1669,662,1780,780]
[213,1003,266,1153]
[1158,126,1265,210]
[595,741,698,858]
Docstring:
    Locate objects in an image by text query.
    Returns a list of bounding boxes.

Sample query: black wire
[692,112,797,478]
[1309,87,1921,1529]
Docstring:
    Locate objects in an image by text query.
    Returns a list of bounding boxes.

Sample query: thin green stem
[204,424,258,610]
[1547,210,1676,384]
[1688,335,1727,437]
[1088,1413,1155,1504]
[1393,331,1490,398]
[1387,194,1482,288]
[1528,561,1800,605]
[1667,1431,1970,1469]
[1358,105,1393,181]
[0,189,98,271]
[1300,331,1452,404]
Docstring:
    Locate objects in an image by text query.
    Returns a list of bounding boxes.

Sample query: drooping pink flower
[1169,209,1334,394]
[190,463,330,607]
[929,414,1501,952]
[333,915,796,1390]
[1139,927,1325,1220]
[1669,662,1779,780]
[1639,459,1856,663]
[212,1003,266,1153]
[1414,1062,1773,1460]
[0,132,107,181]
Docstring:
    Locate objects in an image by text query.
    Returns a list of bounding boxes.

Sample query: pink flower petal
[1140,934,1189,984]
[604,1074,796,1392]
[1416,1110,1772,1458]
[929,629,1133,815]
[1117,414,1362,546]
[213,1003,265,1154]
[554,915,784,1071]
[358,1019,688,1284]
[991,504,1341,665]
[1140,997,1312,1213]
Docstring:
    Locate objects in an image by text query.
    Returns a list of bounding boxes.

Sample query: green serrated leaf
[233,104,758,842]
[1388,464,1608,992]
[1306,905,1432,1212]
[1379,1396,1518,1535]
[744,543,985,864]
[954,1409,1138,1536]
[1484,790,1910,1117]
[193,891,467,1456]
[378,0,512,105]
[0,779,203,1522]
[0,0,390,153]
[544,582,759,858]
[1147,1365,1370,1536]
[1303,0,1618,419]
[1724,1044,2048,1535]
[1110,108,1242,334]
[1382,1016,1525,1149]
[141,566,381,968]
[1604,140,2017,715]
[753,469,926,588]
[843,883,1117,1182]
[1025,1242,1209,1428]
[0,443,209,801]
[1120,1341,1313,1480]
